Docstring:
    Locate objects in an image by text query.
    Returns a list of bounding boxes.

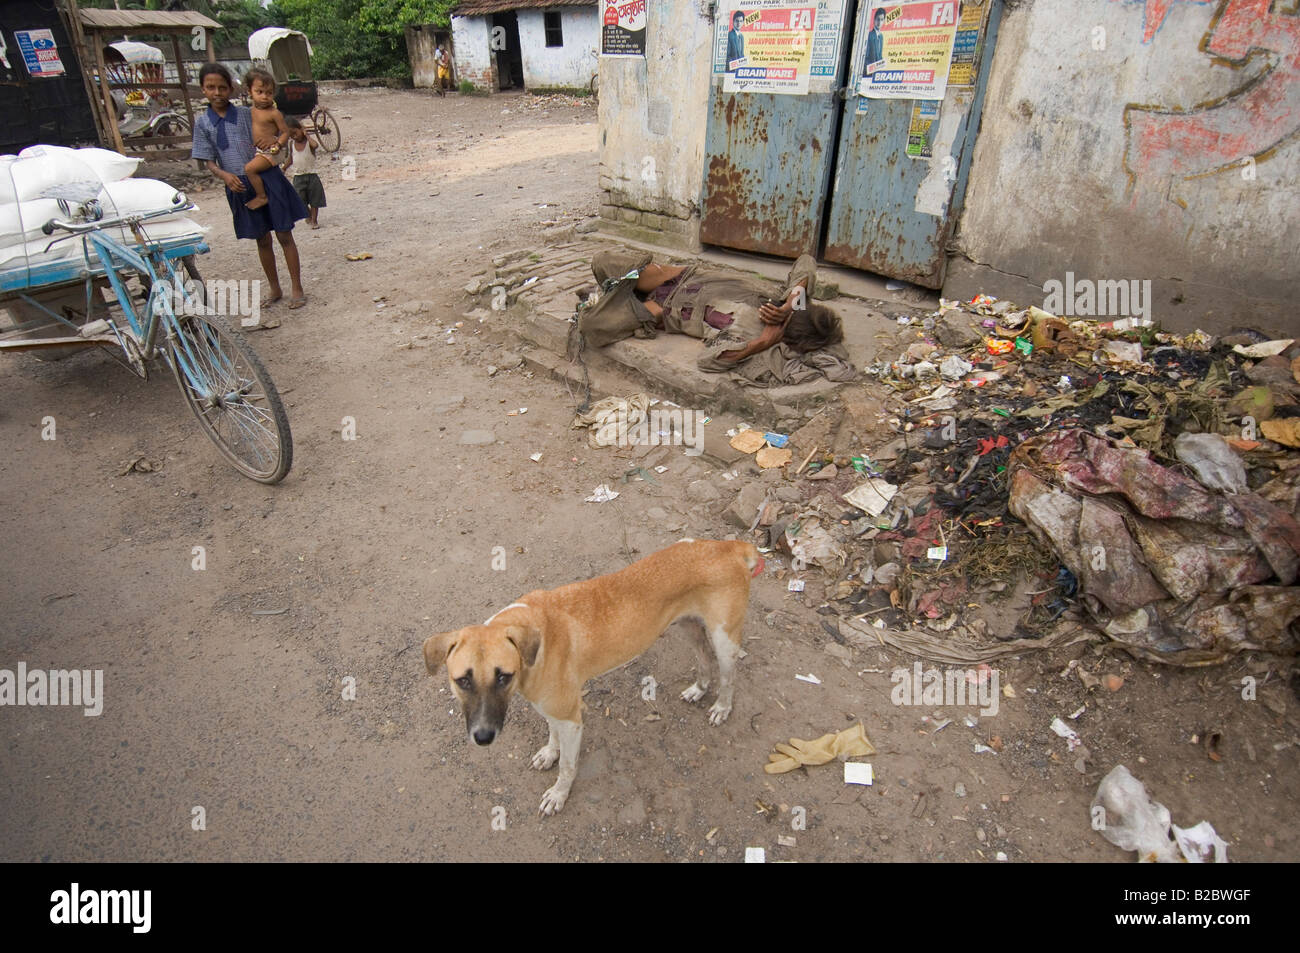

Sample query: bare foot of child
[245,195,269,210]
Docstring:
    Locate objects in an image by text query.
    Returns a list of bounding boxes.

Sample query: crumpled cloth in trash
[1008,428,1300,663]
[1092,764,1228,863]
[571,393,651,449]
[764,722,877,774]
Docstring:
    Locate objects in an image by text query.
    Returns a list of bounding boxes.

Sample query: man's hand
[760,281,806,325]
[758,299,792,325]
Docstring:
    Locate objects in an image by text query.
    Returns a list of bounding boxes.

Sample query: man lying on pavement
[577,249,857,387]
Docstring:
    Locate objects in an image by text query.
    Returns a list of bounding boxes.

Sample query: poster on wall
[947,0,985,86]
[905,100,939,158]
[15,29,66,78]
[856,0,959,100]
[714,0,817,95]
[809,0,846,78]
[602,0,647,57]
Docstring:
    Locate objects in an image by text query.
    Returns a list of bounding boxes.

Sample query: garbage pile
[738,294,1300,665]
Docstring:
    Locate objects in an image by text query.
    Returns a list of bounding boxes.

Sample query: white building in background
[450,0,597,93]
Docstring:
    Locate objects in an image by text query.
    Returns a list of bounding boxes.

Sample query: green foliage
[459,79,475,94]
[279,0,454,79]
[79,0,449,79]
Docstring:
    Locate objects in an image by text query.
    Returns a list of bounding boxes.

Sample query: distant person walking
[435,45,452,95]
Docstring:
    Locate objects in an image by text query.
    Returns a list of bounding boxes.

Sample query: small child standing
[243,68,290,211]
[284,117,326,229]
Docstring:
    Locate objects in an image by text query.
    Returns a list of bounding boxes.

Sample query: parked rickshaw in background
[103,42,192,147]
[247,28,342,153]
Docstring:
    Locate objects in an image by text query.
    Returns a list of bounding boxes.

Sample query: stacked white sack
[1,146,205,271]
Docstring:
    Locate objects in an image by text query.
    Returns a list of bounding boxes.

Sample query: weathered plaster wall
[451,16,496,91]
[597,0,714,249]
[517,8,599,88]
[949,0,1300,334]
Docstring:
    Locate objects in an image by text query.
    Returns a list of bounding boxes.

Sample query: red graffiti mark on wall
[1114,0,1215,43]
[1125,0,1300,189]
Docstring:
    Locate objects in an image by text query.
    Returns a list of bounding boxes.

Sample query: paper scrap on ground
[1232,339,1293,358]
[844,762,873,785]
[1050,717,1082,751]
[843,478,899,517]
[756,446,793,469]
[730,429,767,454]
[794,672,821,684]
[584,485,619,503]
[764,722,877,774]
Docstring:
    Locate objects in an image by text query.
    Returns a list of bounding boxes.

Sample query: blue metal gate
[823,0,1001,286]
[699,0,855,257]
[700,0,1002,289]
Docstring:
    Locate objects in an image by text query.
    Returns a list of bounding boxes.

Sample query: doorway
[489,12,524,90]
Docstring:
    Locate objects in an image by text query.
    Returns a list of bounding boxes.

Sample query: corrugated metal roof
[79,9,222,31]
[453,0,596,17]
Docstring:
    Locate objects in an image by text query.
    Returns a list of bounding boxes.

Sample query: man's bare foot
[287,295,307,310]
[245,196,269,210]
[263,290,283,307]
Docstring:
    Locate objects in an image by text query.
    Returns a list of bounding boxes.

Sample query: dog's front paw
[531,744,559,771]
[680,682,707,704]
[707,701,732,726]
[538,782,570,816]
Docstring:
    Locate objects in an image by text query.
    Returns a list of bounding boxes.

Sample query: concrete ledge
[465,237,911,423]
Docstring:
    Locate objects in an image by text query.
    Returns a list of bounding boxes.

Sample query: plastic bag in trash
[1091,765,1227,863]
[1173,432,1246,495]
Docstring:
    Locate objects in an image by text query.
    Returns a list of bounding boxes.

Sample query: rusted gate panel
[822,0,1002,287]
[822,94,972,286]
[700,91,840,258]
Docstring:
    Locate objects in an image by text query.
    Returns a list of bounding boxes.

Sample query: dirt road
[1,88,1295,862]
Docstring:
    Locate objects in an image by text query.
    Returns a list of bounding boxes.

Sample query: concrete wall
[517,8,599,88]
[597,0,714,249]
[947,0,1300,334]
[451,16,496,91]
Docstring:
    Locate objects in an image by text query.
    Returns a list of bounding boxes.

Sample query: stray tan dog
[424,538,764,815]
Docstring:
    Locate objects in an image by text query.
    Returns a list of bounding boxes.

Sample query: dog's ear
[504,625,541,668]
[423,631,457,675]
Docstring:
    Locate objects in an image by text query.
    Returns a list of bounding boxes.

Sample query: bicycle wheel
[167,309,293,484]
[313,108,342,153]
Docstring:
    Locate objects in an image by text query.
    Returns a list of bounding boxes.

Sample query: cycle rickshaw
[0,154,293,484]
[247,28,342,153]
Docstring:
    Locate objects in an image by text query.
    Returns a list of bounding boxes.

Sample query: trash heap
[744,295,1300,666]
